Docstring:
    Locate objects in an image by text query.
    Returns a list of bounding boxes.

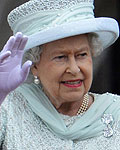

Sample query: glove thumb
[21,60,32,82]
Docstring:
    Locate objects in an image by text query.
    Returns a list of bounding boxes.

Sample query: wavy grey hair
[22,33,103,83]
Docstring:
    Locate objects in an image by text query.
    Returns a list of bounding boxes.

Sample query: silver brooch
[101,114,114,138]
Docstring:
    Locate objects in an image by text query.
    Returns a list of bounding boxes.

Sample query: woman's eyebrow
[50,51,66,56]
[52,47,89,54]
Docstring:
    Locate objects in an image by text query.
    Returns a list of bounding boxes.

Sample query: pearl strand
[76,93,89,116]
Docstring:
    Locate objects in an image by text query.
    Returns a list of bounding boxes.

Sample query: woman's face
[32,34,93,108]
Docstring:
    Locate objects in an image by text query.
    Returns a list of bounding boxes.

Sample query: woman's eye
[76,53,87,58]
[54,55,67,61]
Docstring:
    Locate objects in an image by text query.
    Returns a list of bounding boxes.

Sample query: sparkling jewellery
[77,93,89,116]
[101,114,114,138]
[34,76,40,85]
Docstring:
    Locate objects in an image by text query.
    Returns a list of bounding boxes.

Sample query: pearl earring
[34,76,40,84]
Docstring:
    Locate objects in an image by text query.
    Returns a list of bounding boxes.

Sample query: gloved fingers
[18,35,28,50]
[2,36,15,53]
[11,33,28,57]
[0,51,11,63]
[21,60,32,81]
[12,32,23,51]
[13,32,28,51]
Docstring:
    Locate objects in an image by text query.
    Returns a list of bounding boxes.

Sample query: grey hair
[22,33,103,83]
[87,33,103,57]
[22,46,43,83]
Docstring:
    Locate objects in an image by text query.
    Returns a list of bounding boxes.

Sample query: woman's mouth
[61,79,82,88]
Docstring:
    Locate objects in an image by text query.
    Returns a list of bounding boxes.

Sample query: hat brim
[24,17,119,51]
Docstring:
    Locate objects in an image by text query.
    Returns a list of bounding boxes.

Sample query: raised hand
[0,32,32,103]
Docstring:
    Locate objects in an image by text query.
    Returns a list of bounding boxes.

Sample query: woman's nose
[66,57,80,75]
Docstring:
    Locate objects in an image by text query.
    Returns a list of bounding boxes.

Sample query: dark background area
[0,0,120,95]
[92,0,120,94]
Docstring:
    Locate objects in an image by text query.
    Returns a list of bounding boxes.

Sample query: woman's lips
[61,79,82,88]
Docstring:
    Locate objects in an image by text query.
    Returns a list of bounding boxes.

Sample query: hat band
[12,3,94,36]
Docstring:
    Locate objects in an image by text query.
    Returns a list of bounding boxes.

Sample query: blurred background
[0,0,120,94]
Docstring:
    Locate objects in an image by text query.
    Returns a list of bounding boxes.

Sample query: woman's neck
[57,94,94,116]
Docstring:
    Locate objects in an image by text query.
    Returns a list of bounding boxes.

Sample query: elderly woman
[0,0,120,149]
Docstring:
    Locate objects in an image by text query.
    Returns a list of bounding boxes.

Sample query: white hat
[7,0,119,51]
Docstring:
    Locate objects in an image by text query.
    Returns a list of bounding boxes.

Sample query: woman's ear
[31,64,38,76]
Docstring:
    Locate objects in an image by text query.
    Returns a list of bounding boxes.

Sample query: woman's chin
[61,93,84,103]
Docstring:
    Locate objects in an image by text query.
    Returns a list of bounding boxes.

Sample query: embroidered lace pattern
[60,113,82,128]
[8,0,94,27]
[0,91,120,149]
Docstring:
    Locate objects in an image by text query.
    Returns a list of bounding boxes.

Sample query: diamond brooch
[101,114,114,138]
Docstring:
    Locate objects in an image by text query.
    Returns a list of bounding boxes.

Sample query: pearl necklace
[76,93,89,116]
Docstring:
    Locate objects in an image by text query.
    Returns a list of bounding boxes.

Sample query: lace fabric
[0,91,120,149]
[7,0,94,27]
[60,113,82,128]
